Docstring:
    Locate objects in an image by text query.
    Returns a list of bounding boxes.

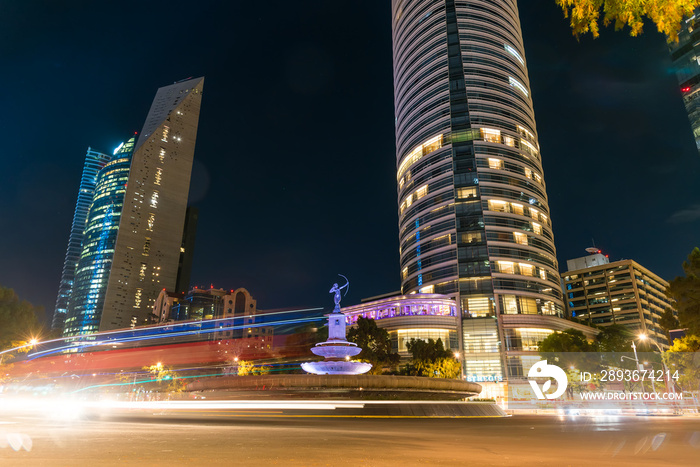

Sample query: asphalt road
[1,414,699,466]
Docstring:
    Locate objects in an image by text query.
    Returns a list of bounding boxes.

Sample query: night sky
[1,1,698,323]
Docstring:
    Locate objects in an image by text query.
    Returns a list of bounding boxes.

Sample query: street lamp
[637,333,674,394]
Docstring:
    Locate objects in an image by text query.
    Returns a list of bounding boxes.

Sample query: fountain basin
[310,342,362,359]
[301,360,373,375]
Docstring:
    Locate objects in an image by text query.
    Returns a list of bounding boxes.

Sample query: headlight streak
[1,306,324,359]
[17,314,325,361]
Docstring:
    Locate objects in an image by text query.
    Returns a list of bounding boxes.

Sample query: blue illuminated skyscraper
[52,148,112,332]
[63,138,135,335]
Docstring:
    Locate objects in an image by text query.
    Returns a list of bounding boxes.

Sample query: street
[1,413,699,466]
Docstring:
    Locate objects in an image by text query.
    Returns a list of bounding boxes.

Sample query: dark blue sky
[1,1,698,322]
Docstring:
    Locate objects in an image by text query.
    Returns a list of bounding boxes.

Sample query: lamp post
[638,333,674,395]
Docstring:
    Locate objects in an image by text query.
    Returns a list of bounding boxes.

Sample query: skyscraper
[63,139,135,335]
[392,1,564,379]
[64,77,204,336]
[52,148,112,332]
[670,8,700,152]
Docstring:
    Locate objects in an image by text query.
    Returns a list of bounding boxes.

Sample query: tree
[666,247,700,336]
[346,317,400,374]
[539,329,593,353]
[0,287,43,352]
[663,335,700,393]
[538,329,601,375]
[405,338,460,379]
[143,363,184,393]
[595,324,632,353]
[556,0,700,42]
[659,308,681,342]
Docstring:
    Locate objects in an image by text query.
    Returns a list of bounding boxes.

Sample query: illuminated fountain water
[301,278,372,375]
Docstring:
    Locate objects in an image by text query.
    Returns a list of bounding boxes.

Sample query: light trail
[20,314,326,360]
[0,306,324,358]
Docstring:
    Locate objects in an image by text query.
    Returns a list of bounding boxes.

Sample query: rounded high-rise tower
[392,0,565,381]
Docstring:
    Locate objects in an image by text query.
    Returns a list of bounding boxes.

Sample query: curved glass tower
[52,148,111,332]
[64,138,135,336]
[392,0,564,380]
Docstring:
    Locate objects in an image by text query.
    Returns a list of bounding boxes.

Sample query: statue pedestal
[302,309,372,376]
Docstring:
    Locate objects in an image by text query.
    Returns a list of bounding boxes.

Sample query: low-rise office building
[562,253,676,347]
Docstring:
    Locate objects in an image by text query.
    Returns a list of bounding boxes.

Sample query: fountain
[301,277,372,375]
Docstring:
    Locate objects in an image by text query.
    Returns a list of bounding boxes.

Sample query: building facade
[343,293,596,383]
[52,148,112,331]
[670,8,700,152]
[342,294,459,356]
[392,0,564,380]
[563,256,677,347]
[64,77,204,336]
[64,139,135,335]
[153,287,272,347]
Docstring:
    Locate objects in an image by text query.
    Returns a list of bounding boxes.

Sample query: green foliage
[404,338,460,379]
[539,328,593,353]
[347,317,400,374]
[659,308,681,341]
[595,324,632,353]
[406,337,451,361]
[0,287,43,352]
[538,329,601,374]
[236,359,270,376]
[666,247,700,336]
[143,363,184,393]
[556,0,700,42]
[418,357,461,379]
[664,335,700,392]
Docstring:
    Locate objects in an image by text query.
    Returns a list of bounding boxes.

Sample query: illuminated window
[498,261,515,274]
[415,184,428,199]
[524,168,532,179]
[139,263,147,281]
[457,187,477,199]
[402,267,408,280]
[533,172,542,183]
[147,213,156,231]
[154,168,162,185]
[503,135,515,147]
[399,177,404,190]
[419,285,434,294]
[481,128,501,143]
[502,295,518,314]
[517,125,535,140]
[462,232,482,243]
[519,263,534,276]
[519,297,538,314]
[397,134,443,179]
[532,222,542,235]
[143,238,151,256]
[405,195,413,208]
[539,269,547,280]
[134,288,143,308]
[511,203,524,216]
[162,126,170,142]
[540,213,548,225]
[521,139,538,156]
[504,44,525,65]
[159,148,166,163]
[488,158,503,169]
[530,208,539,220]
[513,232,528,245]
[509,77,529,97]
[466,296,492,318]
[488,199,507,212]
[150,191,159,208]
